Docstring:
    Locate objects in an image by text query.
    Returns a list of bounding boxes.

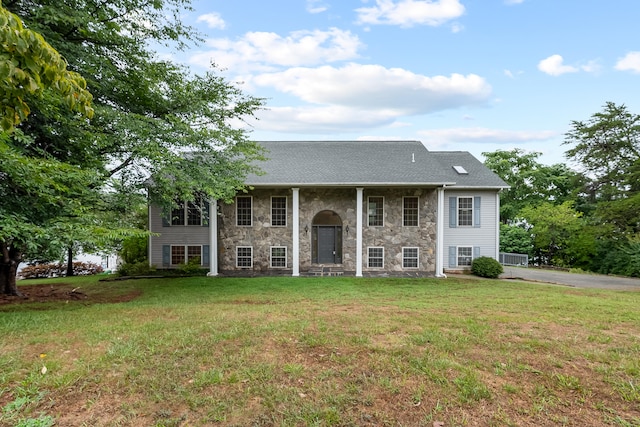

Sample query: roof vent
[453,165,468,175]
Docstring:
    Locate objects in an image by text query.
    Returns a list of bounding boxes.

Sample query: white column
[356,187,363,277]
[207,199,219,277]
[292,188,300,276]
[435,187,445,277]
[495,191,501,260]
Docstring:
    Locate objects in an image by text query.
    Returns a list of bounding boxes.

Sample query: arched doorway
[311,210,343,264]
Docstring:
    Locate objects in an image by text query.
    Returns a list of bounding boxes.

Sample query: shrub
[20,262,103,279]
[471,256,503,279]
[117,261,156,277]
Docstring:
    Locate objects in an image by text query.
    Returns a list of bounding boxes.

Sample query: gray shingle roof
[245,140,508,189]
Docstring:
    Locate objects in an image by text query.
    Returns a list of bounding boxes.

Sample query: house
[148,140,509,277]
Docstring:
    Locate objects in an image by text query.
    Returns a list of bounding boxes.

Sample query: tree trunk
[66,246,74,277]
[1,242,22,296]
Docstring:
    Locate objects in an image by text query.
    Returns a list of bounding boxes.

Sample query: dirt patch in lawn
[0,282,142,306]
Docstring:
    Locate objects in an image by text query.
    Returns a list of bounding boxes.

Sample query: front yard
[1,275,639,426]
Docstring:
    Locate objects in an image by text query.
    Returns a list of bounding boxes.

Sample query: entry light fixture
[345,225,349,234]
[304,224,309,234]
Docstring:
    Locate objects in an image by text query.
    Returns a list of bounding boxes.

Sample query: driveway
[500,266,640,291]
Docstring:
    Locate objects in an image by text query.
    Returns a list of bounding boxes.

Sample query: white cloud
[538,54,578,76]
[196,13,226,29]
[538,54,600,76]
[188,28,362,72]
[355,0,465,28]
[250,64,491,115]
[307,0,329,13]
[418,127,557,143]
[615,51,640,73]
[250,106,398,133]
[504,0,524,5]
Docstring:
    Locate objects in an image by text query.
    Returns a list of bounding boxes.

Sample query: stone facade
[218,187,438,276]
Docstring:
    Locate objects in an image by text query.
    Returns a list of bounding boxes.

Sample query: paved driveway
[500,267,640,291]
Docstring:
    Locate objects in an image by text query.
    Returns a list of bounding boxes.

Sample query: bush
[471,256,503,279]
[20,262,103,279]
[117,261,156,277]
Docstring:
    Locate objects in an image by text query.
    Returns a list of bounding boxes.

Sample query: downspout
[435,185,447,278]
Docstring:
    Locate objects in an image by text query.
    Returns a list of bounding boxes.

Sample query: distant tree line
[484,102,640,277]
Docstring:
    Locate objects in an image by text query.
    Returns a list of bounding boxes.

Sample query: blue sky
[162,0,640,165]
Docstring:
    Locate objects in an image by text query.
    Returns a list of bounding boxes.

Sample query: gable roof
[246,140,508,189]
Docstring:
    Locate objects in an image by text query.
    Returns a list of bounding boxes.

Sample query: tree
[499,223,533,256]
[483,149,583,222]
[520,201,594,267]
[0,2,92,130]
[564,102,640,202]
[1,0,265,294]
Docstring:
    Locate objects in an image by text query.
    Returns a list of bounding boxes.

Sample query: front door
[312,210,343,264]
[317,226,339,263]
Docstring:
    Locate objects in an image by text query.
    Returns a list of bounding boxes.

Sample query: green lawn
[1,275,639,426]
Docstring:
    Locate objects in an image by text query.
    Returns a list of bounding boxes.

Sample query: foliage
[471,256,503,278]
[116,261,155,277]
[119,235,148,265]
[0,3,92,131]
[564,102,640,202]
[594,239,640,277]
[1,0,265,294]
[499,223,533,256]
[520,201,591,267]
[19,261,103,279]
[175,257,207,276]
[483,149,583,222]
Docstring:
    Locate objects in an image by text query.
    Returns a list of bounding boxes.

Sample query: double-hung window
[402,247,419,269]
[458,197,473,227]
[368,247,384,268]
[457,247,473,266]
[170,197,203,226]
[236,196,252,226]
[270,246,287,268]
[271,197,287,226]
[171,245,202,265]
[368,197,384,226]
[403,197,419,227]
[236,246,253,268]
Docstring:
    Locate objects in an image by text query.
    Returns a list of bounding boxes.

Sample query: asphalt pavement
[500,266,640,291]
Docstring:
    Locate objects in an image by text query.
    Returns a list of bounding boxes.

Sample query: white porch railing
[499,252,529,267]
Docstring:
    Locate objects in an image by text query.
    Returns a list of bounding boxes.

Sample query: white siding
[149,204,210,268]
[442,190,499,269]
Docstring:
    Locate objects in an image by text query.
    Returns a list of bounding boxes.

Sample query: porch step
[306,266,344,277]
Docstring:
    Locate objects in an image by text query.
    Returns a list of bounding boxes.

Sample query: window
[236,196,252,226]
[236,246,253,268]
[170,197,204,226]
[368,197,384,226]
[457,247,473,266]
[403,197,419,226]
[402,247,419,269]
[270,246,287,268]
[171,246,185,265]
[271,197,287,226]
[186,201,202,226]
[458,197,473,227]
[187,246,202,264]
[171,201,185,226]
[368,247,384,268]
[171,245,202,265]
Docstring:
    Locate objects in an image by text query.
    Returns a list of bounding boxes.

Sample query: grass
[1,275,639,426]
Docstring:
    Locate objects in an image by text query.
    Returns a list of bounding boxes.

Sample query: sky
[161,0,640,166]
